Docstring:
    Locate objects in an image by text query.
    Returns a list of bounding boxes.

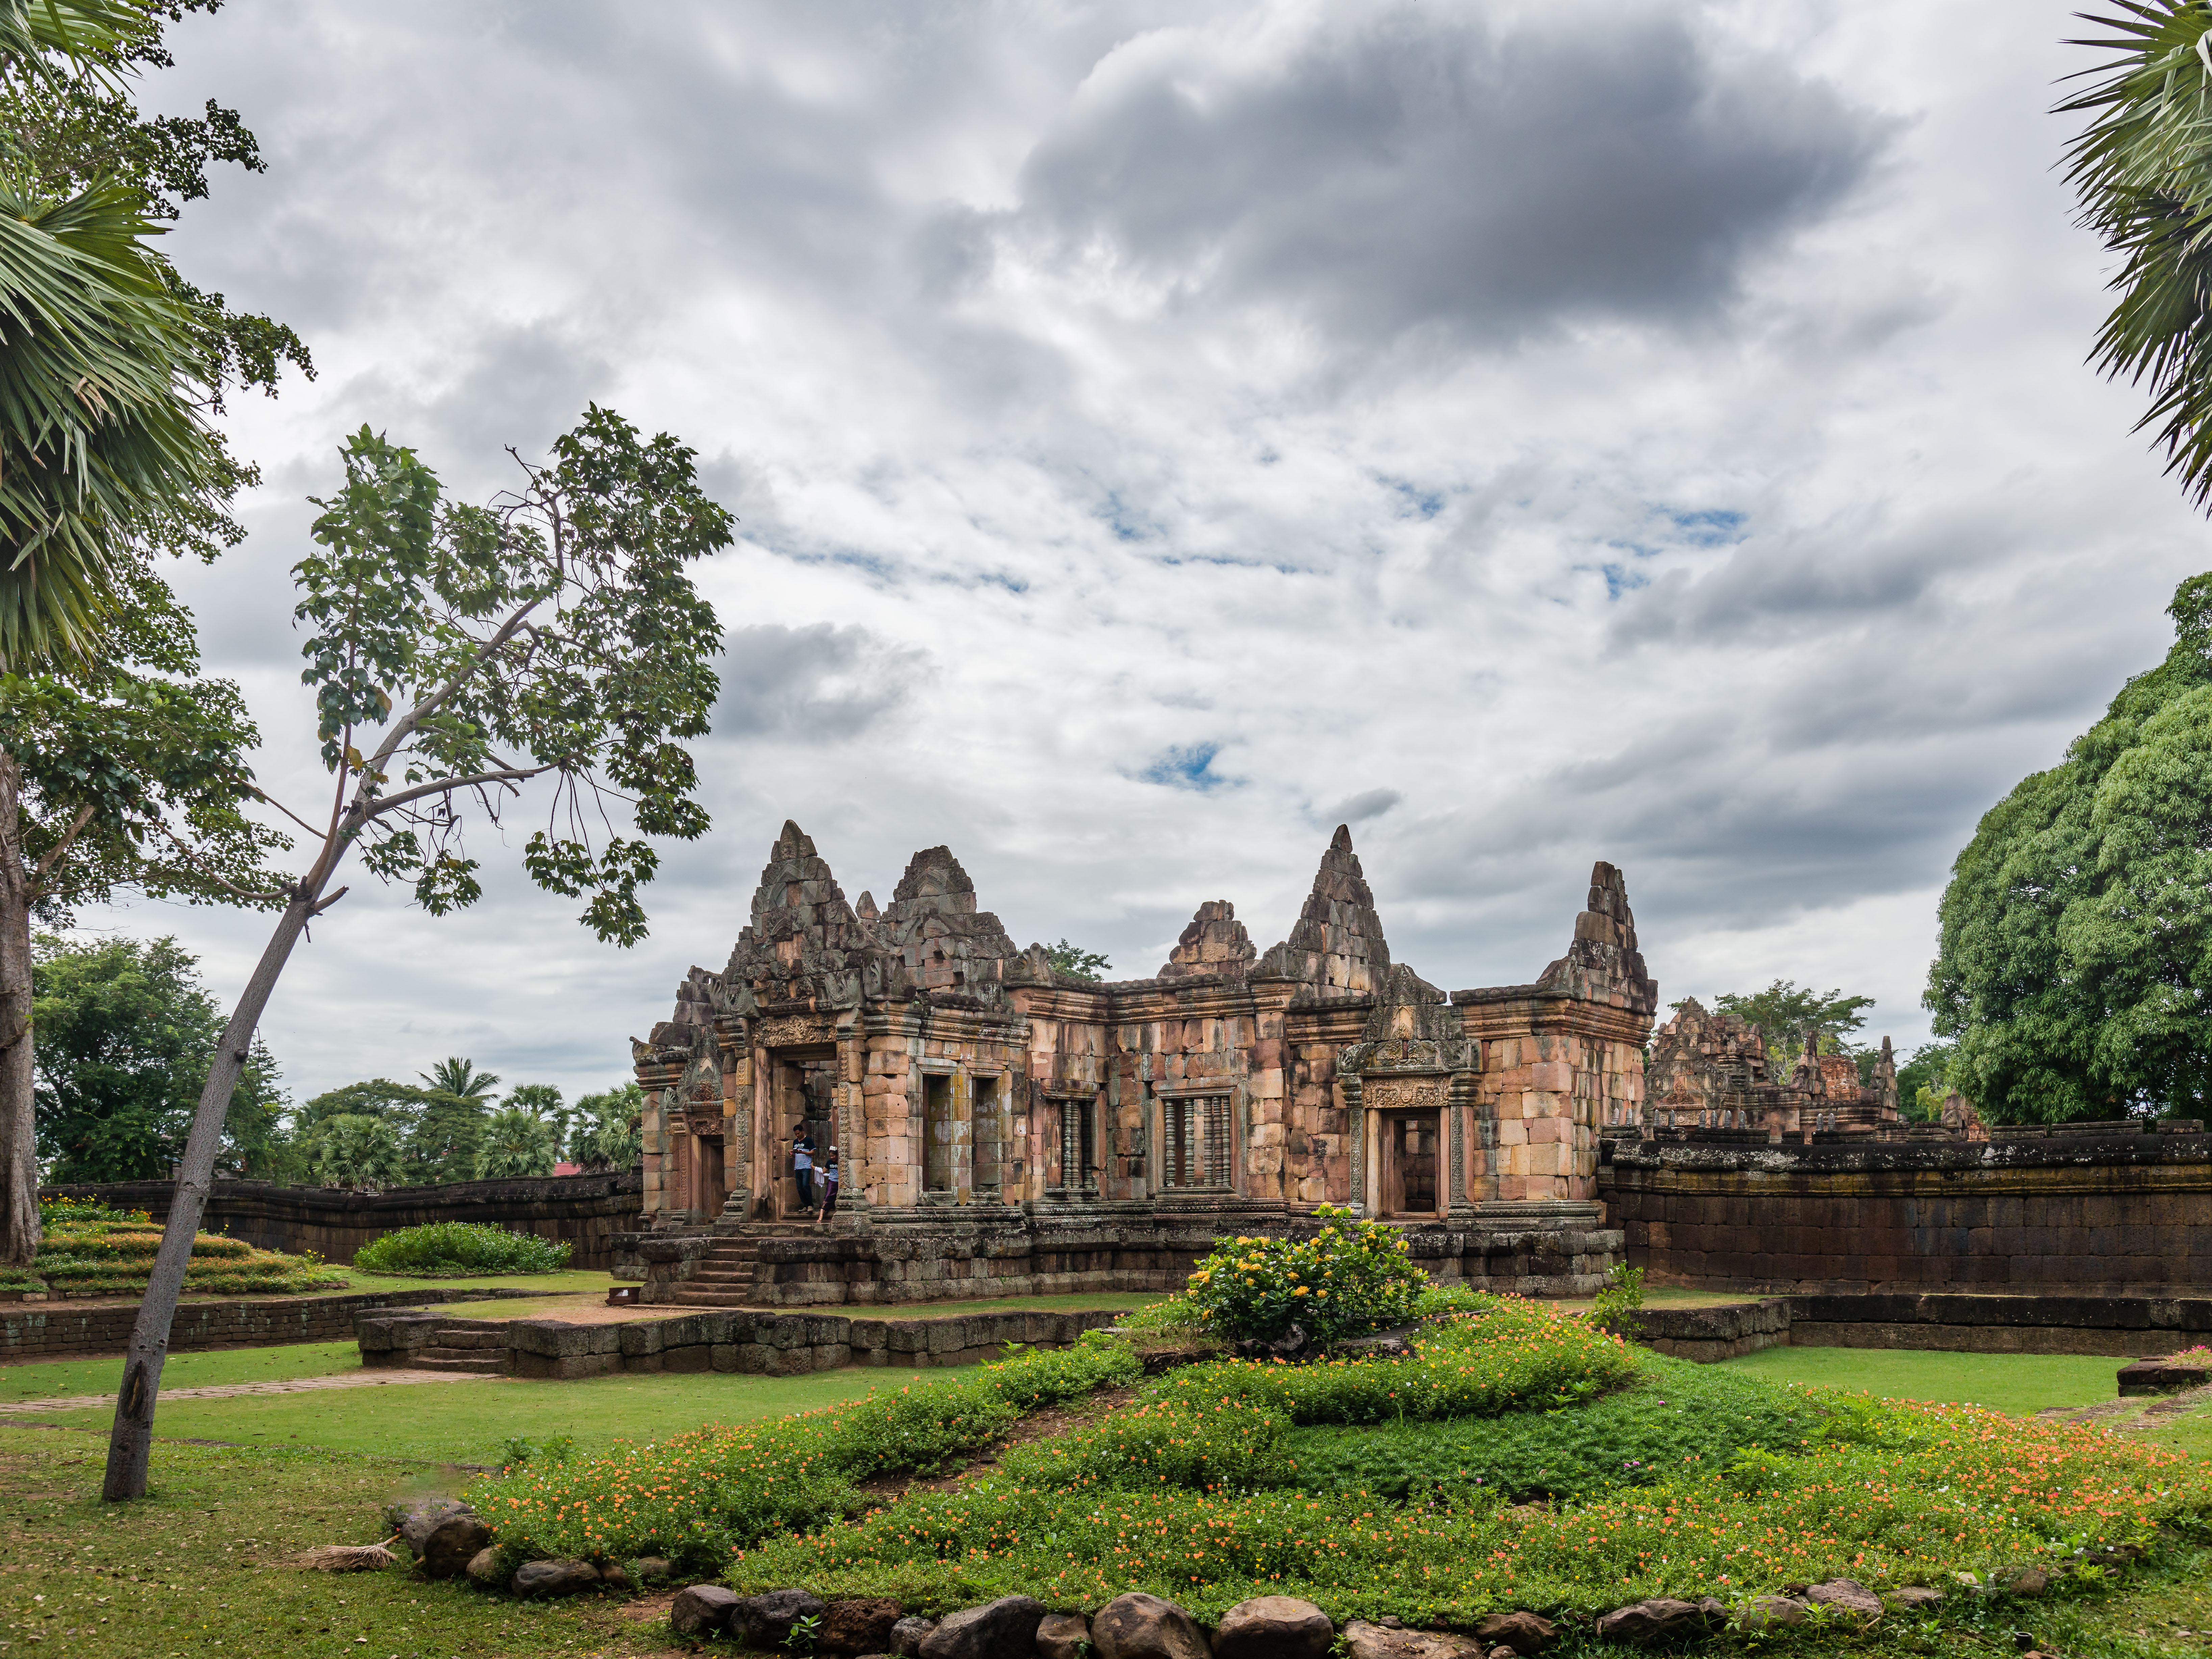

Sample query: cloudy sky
[90,0,2209,1106]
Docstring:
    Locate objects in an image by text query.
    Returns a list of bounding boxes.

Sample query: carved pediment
[1339,1035,1474,1076]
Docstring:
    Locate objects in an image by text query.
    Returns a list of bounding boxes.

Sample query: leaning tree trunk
[0,753,38,1270]
[101,886,316,1501]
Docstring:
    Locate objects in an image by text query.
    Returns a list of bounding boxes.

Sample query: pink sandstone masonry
[615,824,1656,1304]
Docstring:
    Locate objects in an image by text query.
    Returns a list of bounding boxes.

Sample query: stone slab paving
[0,1367,501,1414]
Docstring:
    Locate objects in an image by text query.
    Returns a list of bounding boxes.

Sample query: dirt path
[0,1368,504,1415]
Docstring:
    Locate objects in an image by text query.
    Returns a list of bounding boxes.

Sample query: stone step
[411,1350,509,1373]
[687,1271,755,1286]
[431,1327,511,1349]
[666,1287,760,1307]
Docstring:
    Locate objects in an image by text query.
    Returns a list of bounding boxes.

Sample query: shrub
[1185,1205,1427,1344]
[1589,1262,1645,1331]
[352,1221,571,1276]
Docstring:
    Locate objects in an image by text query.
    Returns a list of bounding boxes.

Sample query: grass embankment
[1726,1344,2130,1416]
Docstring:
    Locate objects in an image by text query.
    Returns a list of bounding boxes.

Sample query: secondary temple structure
[617,822,1655,1305]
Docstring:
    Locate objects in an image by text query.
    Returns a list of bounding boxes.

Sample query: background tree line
[33,930,641,1189]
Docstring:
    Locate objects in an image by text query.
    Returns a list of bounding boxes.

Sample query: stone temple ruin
[618,821,1655,1305]
[1638,999,1981,1144]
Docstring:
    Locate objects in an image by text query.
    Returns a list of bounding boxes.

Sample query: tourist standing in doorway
[792,1132,817,1215]
[817,1154,840,1228]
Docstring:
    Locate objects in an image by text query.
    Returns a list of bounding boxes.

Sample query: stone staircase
[664,1221,819,1308]
[406,1322,516,1374]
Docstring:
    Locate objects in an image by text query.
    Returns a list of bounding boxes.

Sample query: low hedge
[352,1222,571,1277]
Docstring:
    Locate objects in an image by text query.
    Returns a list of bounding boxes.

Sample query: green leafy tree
[0,0,308,1273]
[2061,3,2212,509]
[404,1092,488,1186]
[30,933,275,1180]
[503,1082,569,1157]
[473,1105,559,1181]
[418,1056,498,1101]
[1711,980,1875,1075]
[310,1114,402,1190]
[298,1077,436,1133]
[569,1081,641,1171]
[105,406,729,1501]
[1895,1041,1955,1123]
[1045,938,1111,980]
[1927,570,2212,1119]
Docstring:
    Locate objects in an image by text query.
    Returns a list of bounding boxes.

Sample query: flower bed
[30,1216,346,1298]
[467,1292,2212,1630]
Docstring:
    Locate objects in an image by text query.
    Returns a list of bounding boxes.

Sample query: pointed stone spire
[882,844,1018,996]
[726,821,872,998]
[855,890,879,922]
[1530,860,1658,1015]
[1159,899,1256,978]
[1260,824,1390,996]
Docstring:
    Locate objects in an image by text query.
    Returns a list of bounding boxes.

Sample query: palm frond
[0,174,219,667]
[2061,2,2212,509]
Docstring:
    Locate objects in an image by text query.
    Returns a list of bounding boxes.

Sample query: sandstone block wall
[3,1286,538,1362]
[1603,1134,2212,1294]
[42,1173,644,1270]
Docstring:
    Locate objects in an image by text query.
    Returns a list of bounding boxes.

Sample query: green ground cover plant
[1141,1294,1636,1423]
[732,1362,2206,1627]
[1275,1355,1825,1503]
[351,1221,572,1276]
[469,1331,1143,1571]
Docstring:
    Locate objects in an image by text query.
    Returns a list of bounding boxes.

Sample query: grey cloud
[715,623,929,742]
[1008,5,1887,344]
[1330,787,1403,823]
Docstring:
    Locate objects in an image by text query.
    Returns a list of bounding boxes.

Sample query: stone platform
[357,1303,1128,1380]
[611,1203,1624,1308]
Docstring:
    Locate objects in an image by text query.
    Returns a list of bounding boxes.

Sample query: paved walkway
[0,1368,502,1415]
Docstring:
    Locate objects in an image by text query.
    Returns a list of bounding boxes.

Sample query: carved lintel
[758,1015,835,1049]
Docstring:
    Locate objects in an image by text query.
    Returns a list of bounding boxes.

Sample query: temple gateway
[616,821,1655,1306]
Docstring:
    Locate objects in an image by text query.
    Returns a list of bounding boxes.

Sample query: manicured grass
[20,1363,971,1466]
[1545,1286,1780,1313]
[1723,1343,2128,1416]
[0,1338,367,1403]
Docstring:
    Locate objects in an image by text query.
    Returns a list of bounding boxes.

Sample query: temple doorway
[1378,1109,1441,1218]
[768,1046,837,1219]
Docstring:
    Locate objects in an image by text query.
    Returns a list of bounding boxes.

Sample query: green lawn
[0,1439,672,1658]
[1723,1343,2128,1416]
[0,1339,369,1404]
[15,1362,973,1466]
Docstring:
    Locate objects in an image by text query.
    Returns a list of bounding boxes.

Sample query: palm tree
[418,1056,501,1102]
[2062,3,2212,509]
[0,0,230,1274]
